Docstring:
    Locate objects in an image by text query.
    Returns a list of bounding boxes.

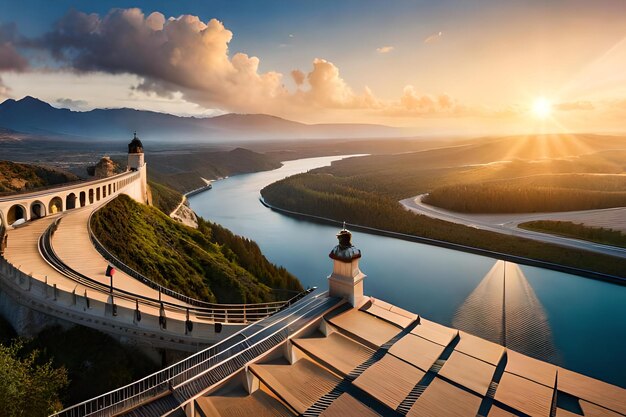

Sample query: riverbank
[259,197,626,286]
[188,155,626,387]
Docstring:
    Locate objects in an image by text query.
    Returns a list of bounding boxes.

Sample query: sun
[531,97,553,119]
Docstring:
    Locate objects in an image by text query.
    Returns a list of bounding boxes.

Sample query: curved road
[400,195,626,259]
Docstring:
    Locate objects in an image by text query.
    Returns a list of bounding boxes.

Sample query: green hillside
[0,161,79,194]
[91,194,302,303]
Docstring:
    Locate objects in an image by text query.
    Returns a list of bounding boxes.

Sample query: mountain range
[0,96,403,142]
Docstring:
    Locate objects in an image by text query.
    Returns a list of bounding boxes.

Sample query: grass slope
[91,195,301,303]
[148,180,183,214]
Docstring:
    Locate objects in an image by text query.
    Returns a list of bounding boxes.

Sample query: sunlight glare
[532,97,553,119]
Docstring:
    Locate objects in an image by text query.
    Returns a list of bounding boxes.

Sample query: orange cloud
[376,45,394,53]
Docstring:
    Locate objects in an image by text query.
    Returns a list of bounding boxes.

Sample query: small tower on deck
[127,131,145,171]
[328,224,367,307]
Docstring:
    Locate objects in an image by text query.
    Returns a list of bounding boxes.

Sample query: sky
[1,0,626,135]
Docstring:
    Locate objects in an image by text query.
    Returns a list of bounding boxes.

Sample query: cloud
[291,69,305,86]
[555,100,594,111]
[35,8,287,113]
[0,23,29,99]
[424,31,443,44]
[55,97,89,110]
[376,45,394,54]
[26,8,467,120]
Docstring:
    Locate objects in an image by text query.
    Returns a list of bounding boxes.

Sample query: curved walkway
[400,195,626,259]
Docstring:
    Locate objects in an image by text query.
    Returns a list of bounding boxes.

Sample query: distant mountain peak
[0,97,403,142]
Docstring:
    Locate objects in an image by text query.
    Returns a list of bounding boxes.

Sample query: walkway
[401,195,626,259]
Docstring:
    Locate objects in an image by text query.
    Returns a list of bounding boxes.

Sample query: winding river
[189,155,626,388]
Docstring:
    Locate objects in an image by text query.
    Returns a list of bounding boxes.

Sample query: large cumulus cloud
[28,8,465,118]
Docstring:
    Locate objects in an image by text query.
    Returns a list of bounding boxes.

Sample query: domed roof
[128,132,144,154]
[329,225,361,262]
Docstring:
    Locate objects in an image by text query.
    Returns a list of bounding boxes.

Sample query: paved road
[400,195,626,259]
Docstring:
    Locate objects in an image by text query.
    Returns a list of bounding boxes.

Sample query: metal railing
[48,289,337,417]
[40,217,313,324]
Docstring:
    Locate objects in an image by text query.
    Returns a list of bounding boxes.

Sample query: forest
[261,173,626,278]
[519,220,626,249]
[423,184,626,213]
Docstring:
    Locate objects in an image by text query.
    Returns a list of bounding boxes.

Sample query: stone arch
[66,193,77,210]
[7,204,27,225]
[79,191,86,207]
[30,200,46,219]
[49,197,63,214]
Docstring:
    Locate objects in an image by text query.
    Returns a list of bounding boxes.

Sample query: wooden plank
[580,400,624,417]
[367,297,418,320]
[196,388,295,417]
[407,377,482,417]
[328,309,402,348]
[363,303,414,328]
[557,368,626,415]
[293,332,374,376]
[249,358,341,414]
[495,372,554,417]
[488,405,519,416]
[455,331,504,365]
[438,351,496,396]
[319,393,381,417]
[353,354,425,410]
[505,349,557,388]
[389,333,445,372]
[410,318,458,347]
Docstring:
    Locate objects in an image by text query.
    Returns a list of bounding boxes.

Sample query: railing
[48,289,338,417]
[40,217,314,324]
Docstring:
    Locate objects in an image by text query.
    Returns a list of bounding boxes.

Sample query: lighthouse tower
[328,225,367,307]
[127,131,145,171]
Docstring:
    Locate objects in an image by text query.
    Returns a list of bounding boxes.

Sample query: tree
[0,341,68,417]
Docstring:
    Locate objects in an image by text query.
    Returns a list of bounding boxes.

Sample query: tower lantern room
[328,224,367,307]
[127,131,145,171]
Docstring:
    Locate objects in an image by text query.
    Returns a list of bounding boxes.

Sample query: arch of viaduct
[0,170,143,228]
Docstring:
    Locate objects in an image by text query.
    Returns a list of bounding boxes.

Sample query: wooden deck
[455,331,505,365]
[194,305,626,417]
[195,387,295,417]
[388,333,445,372]
[407,377,482,417]
[438,351,496,396]
[319,393,380,417]
[328,308,402,348]
[409,317,458,347]
[505,349,557,388]
[557,367,626,415]
[495,372,554,417]
[292,331,374,376]
[353,354,425,409]
[249,358,341,414]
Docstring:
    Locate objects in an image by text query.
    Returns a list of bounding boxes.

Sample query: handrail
[40,215,314,322]
[48,289,333,417]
